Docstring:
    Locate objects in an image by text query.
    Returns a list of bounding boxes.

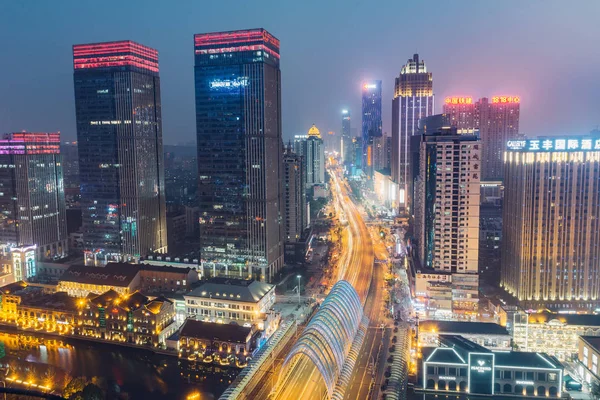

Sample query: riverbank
[0,321,177,357]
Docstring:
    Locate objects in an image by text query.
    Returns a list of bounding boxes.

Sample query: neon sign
[209,77,249,89]
[363,83,377,89]
[444,97,473,105]
[491,96,520,104]
[507,137,600,152]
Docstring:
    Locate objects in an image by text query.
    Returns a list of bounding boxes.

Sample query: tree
[64,377,88,398]
[82,383,104,400]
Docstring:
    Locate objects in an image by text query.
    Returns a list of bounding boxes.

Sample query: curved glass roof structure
[282,280,363,396]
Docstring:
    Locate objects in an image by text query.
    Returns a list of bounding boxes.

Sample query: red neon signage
[444,97,473,105]
[194,29,279,49]
[491,96,520,104]
[73,41,159,73]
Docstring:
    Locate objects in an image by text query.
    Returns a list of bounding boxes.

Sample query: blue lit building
[361,81,382,178]
[194,29,284,282]
[73,41,167,265]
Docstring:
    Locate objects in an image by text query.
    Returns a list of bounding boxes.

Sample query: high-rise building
[341,110,351,164]
[294,125,325,187]
[194,29,284,282]
[362,81,382,177]
[443,95,520,180]
[73,40,167,265]
[442,96,477,133]
[501,136,600,311]
[479,96,520,180]
[0,132,68,260]
[283,147,305,242]
[61,141,79,197]
[392,54,434,213]
[373,133,390,172]
[414,116,480,315]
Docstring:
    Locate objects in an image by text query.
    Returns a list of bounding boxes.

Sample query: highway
[271,167,375,400]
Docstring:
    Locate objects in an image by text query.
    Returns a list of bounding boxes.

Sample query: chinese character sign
[507,138,600,151]
[492,96,520,104]
[444,97,473,105]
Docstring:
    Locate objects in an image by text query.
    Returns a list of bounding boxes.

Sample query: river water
[0,330,238,399]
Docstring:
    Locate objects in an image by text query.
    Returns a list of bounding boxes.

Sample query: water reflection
[0,331,238,399]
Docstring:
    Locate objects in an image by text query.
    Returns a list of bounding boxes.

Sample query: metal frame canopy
[281,280,363,397]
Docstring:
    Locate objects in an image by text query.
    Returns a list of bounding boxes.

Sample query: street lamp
[297,275,302,305]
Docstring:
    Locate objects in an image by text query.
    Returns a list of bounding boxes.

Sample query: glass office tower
[0,132,68,260]
[73,41,167,265]
[194,29,284,282]
[362,81,382,178]
[392,54,434,213]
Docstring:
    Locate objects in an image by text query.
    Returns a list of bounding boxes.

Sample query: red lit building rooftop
[73,40,159,73]
[0,132,60,155]
[194,28,280,59]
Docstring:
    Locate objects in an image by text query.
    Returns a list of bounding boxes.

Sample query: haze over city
[1,2,600,399]
[2,0,600,143]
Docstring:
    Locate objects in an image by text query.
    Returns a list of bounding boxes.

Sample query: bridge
[275,280,364,398]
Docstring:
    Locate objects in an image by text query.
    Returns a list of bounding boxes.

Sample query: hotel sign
[209,77,249,89]
[507,138,600,152]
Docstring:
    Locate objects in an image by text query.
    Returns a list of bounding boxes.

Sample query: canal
[0,330,239,399]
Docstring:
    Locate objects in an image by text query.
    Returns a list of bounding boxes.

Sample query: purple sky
[1,0,599,144]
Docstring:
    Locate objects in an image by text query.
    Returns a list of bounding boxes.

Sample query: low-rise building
[138,264,199,293]
[418,320,511,350]
[57,263,141,297]
[421,334,563,398]
[184,278,277,335]
[178,319,253,356]
[0,281,176,347]
[513,311,600,360]
[577,336,600,385]
[80,289,175,346]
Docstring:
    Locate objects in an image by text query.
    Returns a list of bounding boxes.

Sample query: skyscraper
[0,132,67,260]
[362,81,382,177]
[341,110,351,164]
[294,125,325,187]
[414,116,480,315]
[73,40,167,265]
[479,96,520,180]
[442,96,477,133]
[443,95,520,180]
[194,29,284,282]
[61,141,80,197]
[283,146,305,242]
[501,136,600,311]
[391,54,434,213]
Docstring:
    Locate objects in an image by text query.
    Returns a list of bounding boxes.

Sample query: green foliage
[64,377,88,398]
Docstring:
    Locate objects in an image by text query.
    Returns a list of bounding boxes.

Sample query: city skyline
[2,1,600,144]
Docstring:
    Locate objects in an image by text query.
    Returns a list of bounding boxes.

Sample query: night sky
[1,0,599,144]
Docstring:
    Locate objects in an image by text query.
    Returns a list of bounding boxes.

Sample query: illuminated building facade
[184,278,276,334]
[294,126,325,187]
[341,110,351,164]
[421,334,563,397]
[513,311,600,361]
[443,95,520,180]
[361,81,382,177]
[194,29,284,282]
[73,41,167,265]
[501,136,600,310]
[0,132,67,260]
[392,54,434,212]
[414,117,480,315]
